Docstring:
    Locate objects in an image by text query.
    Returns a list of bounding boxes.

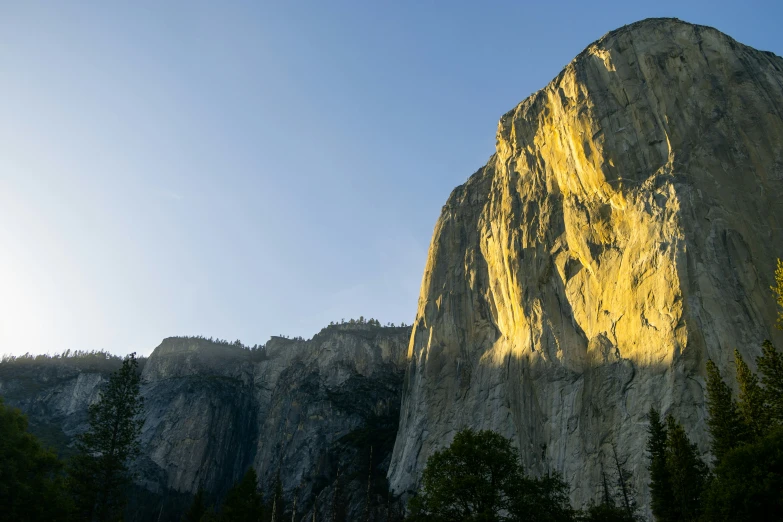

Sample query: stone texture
[0,361,113,448]
[388,18,783,517]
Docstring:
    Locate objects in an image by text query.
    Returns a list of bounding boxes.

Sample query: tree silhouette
[222,468,264,522]
[68,353,144,522]
[0,398,70,521]
[408,428,574,521]
[705,359,748,463]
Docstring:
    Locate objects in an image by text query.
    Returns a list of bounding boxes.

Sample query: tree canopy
[221,468,264,522]
[646,410,708,522]
[705,360,748,463]
[702,427,783,522]
[408,428,574,522]
[699,344,783,520]
[0,397,71,521]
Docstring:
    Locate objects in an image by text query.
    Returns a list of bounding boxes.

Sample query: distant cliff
[388,17,783,517]
[0,323,411,521]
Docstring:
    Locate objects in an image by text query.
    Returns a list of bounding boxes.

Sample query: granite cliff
[0,323,410,521]
[388,17,783,516]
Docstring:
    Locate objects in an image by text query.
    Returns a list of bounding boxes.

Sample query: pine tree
[665,415,708,522]
[702,428,783,521]
[705,359,748,462]
[646,408,674,522]
[68,352,144,522]
[758,340,783,425]
[698,259,783,520]
[222,468,264,522]
[735,350,769,439]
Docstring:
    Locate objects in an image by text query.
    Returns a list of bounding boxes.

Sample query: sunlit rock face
[388,18,783,515]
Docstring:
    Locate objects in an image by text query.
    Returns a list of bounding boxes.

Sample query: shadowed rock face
[0,324,411,521]
[388,17,783,516]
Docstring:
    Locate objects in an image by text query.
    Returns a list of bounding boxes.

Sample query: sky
[1,1,781,357]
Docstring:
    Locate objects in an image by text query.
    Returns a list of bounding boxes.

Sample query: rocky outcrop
[0,356,133,455]
[388,18,783,516]
[0,323,410,521]
[139,326,409,519]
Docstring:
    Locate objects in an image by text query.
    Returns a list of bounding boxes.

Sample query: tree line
[643,259,783,521]
[646,346,783,520]
[1,353,144,521]
[327,317,408,328]
[177,335,266,351]
[181,316,412,351]
[0,350,136,374]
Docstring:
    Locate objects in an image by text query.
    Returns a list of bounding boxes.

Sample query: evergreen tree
[0,397,71,521]
[68,352,144,522]
[702,428,783,522]
[705,359,748,462]
[646,409,674,522]
[182,489,207,522]
[735,350,769,438]
[758,340,783,425]
[222,468,264,522]
[665,415,708,522]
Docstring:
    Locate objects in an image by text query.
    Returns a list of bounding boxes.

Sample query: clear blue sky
[1,1,781,357]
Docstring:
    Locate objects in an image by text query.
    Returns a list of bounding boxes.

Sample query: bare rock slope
[140,326,410,520]
[389,18,783,513]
